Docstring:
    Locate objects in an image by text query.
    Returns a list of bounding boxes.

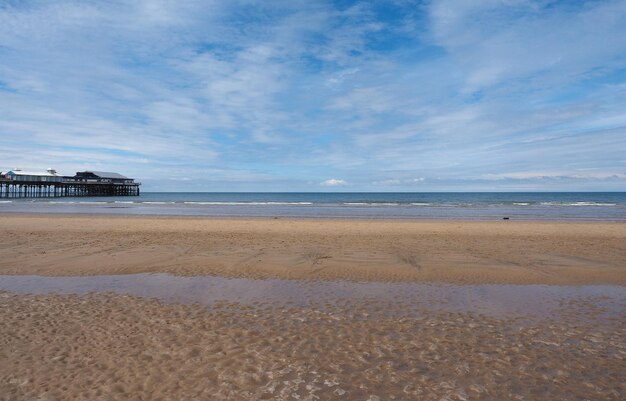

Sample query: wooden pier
[0,170,140,198]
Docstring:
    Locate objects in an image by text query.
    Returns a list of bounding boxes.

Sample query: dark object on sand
[503,217,510,220]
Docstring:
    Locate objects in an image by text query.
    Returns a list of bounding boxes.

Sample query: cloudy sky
[1,0,625,191]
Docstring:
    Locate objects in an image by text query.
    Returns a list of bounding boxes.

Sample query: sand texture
[1,214,625,400]
[1,292,624,401]
[1,214,625,284]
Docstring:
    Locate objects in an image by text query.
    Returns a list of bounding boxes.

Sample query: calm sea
[1,192,625,220]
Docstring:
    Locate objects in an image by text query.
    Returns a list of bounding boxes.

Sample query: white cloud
[428,0,626,93]
[320,179,347,186]
[0,1,625,191]
[482,171,626,181]
[372,178,425,186]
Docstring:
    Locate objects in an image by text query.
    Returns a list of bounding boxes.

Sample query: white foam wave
[540,201,617,206]
[260,202,313,205]
[343,202,400,206]
[183,201,313,206]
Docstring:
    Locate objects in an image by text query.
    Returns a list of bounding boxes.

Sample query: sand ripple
[1,293,624,400]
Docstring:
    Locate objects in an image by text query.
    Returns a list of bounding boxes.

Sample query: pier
[0,169,140,198]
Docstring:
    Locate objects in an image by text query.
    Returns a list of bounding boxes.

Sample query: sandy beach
[0,214,625,284]
[1,292,624,401]
[4,0,625,399]
[1,214,625,400]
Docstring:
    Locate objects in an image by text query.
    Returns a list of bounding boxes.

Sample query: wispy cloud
[1,0,625,190]
[320,179,347,187]
[482,171,626,181]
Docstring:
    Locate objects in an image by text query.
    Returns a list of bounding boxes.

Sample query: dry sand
[0,214,625,284]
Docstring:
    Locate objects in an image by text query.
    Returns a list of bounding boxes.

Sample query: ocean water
[1,192,625,220]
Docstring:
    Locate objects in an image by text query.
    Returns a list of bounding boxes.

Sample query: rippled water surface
[2,192,626,220]
[1,274,624,322]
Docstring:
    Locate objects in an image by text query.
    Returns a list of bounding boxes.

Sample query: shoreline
[2,191,626,221]
[3,210,626,222]
[1,214,624,285]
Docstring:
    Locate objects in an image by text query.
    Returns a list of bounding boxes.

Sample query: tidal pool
[1,273,623,322]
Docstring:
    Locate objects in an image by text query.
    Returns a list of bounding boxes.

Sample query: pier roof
[80,171,129,179]
[6,170,59,177]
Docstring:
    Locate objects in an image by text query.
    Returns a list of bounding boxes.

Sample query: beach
[1,214,625,400]
[4,0,626,398]
[2,292,624,401]
[0,214,625,284]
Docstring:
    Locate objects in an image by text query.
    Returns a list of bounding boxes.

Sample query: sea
[1,192,625,220]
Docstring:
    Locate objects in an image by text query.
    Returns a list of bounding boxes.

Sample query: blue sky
[1,0,626,191]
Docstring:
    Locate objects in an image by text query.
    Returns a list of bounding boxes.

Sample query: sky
[1,0,626,192]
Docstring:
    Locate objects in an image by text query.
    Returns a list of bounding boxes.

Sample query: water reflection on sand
[1,273,623,322]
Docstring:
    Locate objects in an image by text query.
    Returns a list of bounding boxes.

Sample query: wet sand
[1,273,625,320]
[1,291,624,401]
[1,214,625,284]
[1,214,625,400]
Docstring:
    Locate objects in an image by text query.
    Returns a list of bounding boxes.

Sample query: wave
[43,201,112,205]
[10,198,623,209]
[540,202,617,207]
[344,202,433,206]
[182,201,314,205]
[343,202,400,206]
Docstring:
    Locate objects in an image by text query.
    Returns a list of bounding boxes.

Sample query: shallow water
[2,274,625,400]
[1,274,623,321]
